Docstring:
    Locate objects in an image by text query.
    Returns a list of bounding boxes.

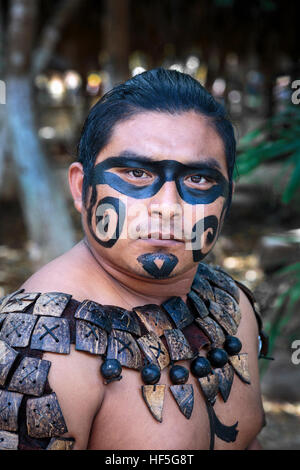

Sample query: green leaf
[274,290,290,309]
[276,262,300,276]
[282,157,300,203]
[277,289,300,329]
[238,128,264,147]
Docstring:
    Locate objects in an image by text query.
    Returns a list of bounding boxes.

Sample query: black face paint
[137,253,179,278]
[190,215,219,262]
[90,154,229,206]
[87,196,126,248]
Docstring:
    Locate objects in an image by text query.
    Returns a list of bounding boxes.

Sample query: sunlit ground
[259,398,300,450]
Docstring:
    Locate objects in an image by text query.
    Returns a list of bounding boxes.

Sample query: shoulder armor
[0,290,73,450]
[196,263,269,358]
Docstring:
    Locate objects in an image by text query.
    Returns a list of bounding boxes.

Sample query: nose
[148,181,182,219]
[146,182,184,240]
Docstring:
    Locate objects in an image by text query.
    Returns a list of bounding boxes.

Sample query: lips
[135,221,185,242]
[144,232,184,242]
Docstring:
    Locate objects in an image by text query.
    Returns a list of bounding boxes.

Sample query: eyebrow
[104,150,223,171]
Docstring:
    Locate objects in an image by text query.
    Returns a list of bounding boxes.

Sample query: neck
[81,238,198,309]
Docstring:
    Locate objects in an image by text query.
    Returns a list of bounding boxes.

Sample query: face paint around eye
[90,155,230,206]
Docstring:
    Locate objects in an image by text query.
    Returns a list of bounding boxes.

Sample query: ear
[68,162,84,213]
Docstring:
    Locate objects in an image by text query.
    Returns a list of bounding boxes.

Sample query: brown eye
[126,169,150,179]
[131,169,146,177]
[190,175,205,184]
[189,175,210,184]
[185,175,215,189]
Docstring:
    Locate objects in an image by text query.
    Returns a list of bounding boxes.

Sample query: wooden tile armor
[137,332,170,370]
[0,313,38,348]
[75,320,107,355]
[0,390,23,432]
[0,430,19,450]
[30,317,70,354]
[8,357,51,397]
[26,392,68,439]
[0,340,19,387]
[106,329,143,370]
[0,263,269,450]
[32,293,71,318]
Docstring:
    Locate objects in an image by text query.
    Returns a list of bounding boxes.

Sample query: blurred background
[0,0,300,449]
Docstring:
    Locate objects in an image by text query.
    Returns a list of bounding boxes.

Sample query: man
[0,68,267,450]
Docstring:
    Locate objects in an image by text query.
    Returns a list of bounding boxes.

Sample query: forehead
[95,111,227,174]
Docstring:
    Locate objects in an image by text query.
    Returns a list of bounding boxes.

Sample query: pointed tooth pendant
[214,363,234,402]
[170,384,194,419]
[141,384,166,422]
[229,353,251,384]
[198,372,219,405]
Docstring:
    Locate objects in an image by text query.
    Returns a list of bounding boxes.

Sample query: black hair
[77,67,236,210]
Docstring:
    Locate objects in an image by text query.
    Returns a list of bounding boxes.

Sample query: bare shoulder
[42,347,106,450]
[20,241,96,300]
[237,285,260,352]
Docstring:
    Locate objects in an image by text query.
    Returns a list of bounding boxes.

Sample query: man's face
[82,111,230,280]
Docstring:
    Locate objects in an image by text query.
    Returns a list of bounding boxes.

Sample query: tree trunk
[0,2,6,186]
[31,0,83,76]
[0,104,9,190]
[6,0,75,265]
[102,0,130,91]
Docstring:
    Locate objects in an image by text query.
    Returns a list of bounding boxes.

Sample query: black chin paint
[137,253,179,278]
[90,155,229,206]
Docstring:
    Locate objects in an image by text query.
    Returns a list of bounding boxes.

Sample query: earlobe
[68,162,84,213]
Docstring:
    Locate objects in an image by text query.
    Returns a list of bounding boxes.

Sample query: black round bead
[190,356,212,378]
[100,359,122,379]
[141,363,161,385]
[169,365,189,384]
[224,336,242,355]
[207,348,228,368]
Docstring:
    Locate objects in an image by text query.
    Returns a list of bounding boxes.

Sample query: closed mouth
[142,232,184,242]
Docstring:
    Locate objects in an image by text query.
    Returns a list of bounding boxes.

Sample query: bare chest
[87,361,263,450]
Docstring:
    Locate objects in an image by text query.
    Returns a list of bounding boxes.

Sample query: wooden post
[31,0,83,76]
[6,0,75,265]
[102,0,130,91]
[0,3,7,187]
